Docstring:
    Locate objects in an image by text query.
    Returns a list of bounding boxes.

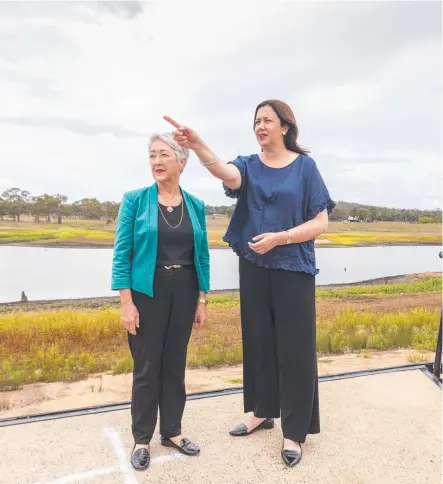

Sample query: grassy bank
[0,277,440,390]
[0,308,438,391]
[199,277,442,307]
[317,277,442,298]
[1,277,439,314]
[0,219,441,247]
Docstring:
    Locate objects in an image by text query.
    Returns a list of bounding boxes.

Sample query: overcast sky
[0,1,441,209]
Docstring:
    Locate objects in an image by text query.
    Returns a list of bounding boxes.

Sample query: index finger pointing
[163,116,182,129]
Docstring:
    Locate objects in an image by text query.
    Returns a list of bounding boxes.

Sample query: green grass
[0,227,114,244]
[0,230,58,243]
[0,219,441,247]
[318,221,442,246]
[186,345,243,368]
[316,277,442,298]
[209,277,442,306]
[321,233,442,246]
[227,377,243,384]
[208,293,241,307]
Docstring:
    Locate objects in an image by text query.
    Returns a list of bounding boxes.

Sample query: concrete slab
[0,370,441,484]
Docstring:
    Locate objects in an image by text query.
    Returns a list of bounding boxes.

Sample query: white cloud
[298,81,383,117]
[0,1,441,210]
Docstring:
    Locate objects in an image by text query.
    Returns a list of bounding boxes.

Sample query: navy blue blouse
[223,154,335,275]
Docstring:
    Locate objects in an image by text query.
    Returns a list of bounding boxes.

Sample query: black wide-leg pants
[128,266,198,444]
[239,256,320,443]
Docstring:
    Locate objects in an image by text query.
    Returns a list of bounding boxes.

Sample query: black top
[156,201,194,267]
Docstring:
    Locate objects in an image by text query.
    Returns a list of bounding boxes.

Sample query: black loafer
[281,443,302,468]
[130,444,150,470]
[229,417,274,436]
[161,436,200,456]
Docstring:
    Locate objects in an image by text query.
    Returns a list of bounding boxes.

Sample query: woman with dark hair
[164,100,335,468]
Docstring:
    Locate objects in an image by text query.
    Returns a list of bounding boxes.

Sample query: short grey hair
[149,132,190,164]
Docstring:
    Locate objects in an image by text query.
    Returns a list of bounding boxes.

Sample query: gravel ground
[0,369,440,484]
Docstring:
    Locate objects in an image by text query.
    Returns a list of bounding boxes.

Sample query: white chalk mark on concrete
[104,427,138,484]
[35,466,120,484]
[36,426,187,484]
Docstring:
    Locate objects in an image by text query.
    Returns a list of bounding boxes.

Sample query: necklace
[158,201,184,229]
[160,191,179,212]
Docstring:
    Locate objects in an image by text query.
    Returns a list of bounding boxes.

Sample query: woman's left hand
[194,302,207,328]
[248,232,286,255]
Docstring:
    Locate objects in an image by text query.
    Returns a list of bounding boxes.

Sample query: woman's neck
[260,142,299,168]
[157,180,181,197]
[261,140,289,160]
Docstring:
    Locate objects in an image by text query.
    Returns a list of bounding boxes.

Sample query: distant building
[347,216,360,222]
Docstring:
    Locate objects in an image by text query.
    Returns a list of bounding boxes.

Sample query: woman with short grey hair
[112,132,210,471]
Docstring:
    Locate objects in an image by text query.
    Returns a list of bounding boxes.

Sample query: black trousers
[239,256,320,443]
[128,266,198,444]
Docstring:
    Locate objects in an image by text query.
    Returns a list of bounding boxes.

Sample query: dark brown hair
[254,99,309,155]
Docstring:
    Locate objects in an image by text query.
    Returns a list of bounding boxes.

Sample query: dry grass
[406,350,430,363]
[0,395,11,410]
[358,349,372,359]
[0,302,440,390]
[227,377,243,384]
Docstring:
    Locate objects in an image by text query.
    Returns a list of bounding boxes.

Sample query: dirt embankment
[1,272,440,313]
[0,349,436,419]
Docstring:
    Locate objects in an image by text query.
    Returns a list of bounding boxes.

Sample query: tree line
[329,202,442,223]
[0,188,119,224]
[207,202,442,223]
[0,188,441,224]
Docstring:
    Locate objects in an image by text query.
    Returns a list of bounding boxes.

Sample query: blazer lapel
[148,182,158,234]
[182,189,202,249]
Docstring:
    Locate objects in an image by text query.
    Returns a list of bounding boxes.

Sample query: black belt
[157,264,193,270]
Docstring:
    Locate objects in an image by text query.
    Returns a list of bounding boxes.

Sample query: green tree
[369,206,378,221]
[0,197,7,220]
[72,198,102,220]
[52,193,68,224]
[60,203,74,219]
[30,195,47,223]
[329,207,350,221]
[356,207,371,222]
[101,201,120,224]
[1,188,31,222]
[418,216,435,224]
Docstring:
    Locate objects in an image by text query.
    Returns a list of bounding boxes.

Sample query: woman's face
[149,139,184,183]
[254,105,286,148]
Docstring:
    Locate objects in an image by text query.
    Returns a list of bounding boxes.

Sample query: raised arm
[163,116,241,190]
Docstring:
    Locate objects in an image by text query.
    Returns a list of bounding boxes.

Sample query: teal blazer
[111,183,210,297]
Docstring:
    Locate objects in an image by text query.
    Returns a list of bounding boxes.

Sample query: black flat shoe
[281,442,302,468]
[229,417,274,436]
[161,436,200,456]
[130,444,150,471]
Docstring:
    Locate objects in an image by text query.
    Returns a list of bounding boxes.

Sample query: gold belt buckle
[164,265,182,270]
